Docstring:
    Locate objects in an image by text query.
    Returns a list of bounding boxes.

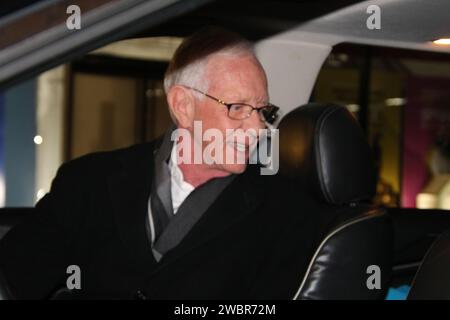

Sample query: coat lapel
[149,164,266,273]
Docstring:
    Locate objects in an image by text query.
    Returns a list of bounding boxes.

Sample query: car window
[312,44,450,210]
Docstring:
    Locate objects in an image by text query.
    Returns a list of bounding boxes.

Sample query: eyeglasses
[185,86,279,124]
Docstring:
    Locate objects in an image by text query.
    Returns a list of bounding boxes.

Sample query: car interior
[1,0,450,300]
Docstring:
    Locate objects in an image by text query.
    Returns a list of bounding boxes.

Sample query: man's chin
[220,163,248,174]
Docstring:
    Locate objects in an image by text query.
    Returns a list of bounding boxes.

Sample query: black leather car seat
[407,230,450,299]
[278,103,393,300]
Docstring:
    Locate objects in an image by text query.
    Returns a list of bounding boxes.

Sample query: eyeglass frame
[182,86,279,124]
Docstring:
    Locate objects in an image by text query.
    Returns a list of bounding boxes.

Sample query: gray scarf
[147,128,236,261]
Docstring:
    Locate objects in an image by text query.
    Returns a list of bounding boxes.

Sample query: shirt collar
[169,142,195,193]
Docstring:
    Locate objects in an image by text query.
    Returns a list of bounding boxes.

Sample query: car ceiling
[131,0,365,41]
[289,0,450,53]
[133,0,450,54]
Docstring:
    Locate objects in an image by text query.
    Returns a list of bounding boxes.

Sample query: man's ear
[167,86,195,129]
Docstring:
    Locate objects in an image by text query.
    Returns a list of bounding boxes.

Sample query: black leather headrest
[279,103,376,205]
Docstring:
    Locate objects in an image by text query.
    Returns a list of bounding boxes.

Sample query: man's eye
[230,104,244,111]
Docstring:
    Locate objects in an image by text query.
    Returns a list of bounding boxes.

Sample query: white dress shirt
[168,143,195,214]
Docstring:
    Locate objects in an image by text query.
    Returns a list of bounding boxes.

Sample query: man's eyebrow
[227,96,269,104]
[256,98,270,106]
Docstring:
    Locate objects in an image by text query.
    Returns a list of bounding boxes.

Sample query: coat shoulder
[57,141,158,180]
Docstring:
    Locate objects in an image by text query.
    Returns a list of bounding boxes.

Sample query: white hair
[163,42,257,97]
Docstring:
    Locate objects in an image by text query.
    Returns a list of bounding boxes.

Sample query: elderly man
[0,28,321,299]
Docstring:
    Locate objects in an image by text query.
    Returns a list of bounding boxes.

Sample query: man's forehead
[207,54,263,73]
[205,55,268,100]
